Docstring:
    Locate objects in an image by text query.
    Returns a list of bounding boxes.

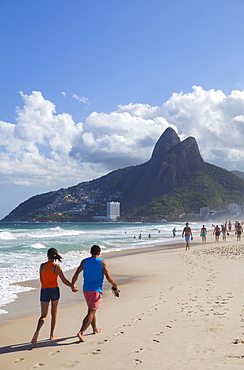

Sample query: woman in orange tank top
[31,248,78,346]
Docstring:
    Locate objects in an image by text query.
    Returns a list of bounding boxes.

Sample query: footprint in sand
[48,350,60,355]
[114,331,124,336]
[225,354,244,359]
[153,331,163,336]
[31,364,44,369]
[153,339,160,343]
[233,338,244,344]
[62,361,80,368]
[95,339,108,344]
[133,358,142,365]
[89,349,101,355]
[132,348,144,353]
[12,358,24,363]
[133,317,142,323]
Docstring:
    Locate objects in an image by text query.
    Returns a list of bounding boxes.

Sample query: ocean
[0,221,212,315]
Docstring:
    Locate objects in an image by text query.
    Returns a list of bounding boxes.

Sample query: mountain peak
[150,127,181,160]
[3,127,244,223]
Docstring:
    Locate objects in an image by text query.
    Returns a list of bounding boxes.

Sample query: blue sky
[0,0,244,219]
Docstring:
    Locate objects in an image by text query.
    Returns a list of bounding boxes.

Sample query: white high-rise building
[107,202,120,221]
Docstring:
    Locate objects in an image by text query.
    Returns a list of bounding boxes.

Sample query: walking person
[31,248,78,345]
[213,225,221,242]
[236,222,243,241]
[72,245,119,342]
[200,225,207,242]
[228,221,232,232]
[221,224,227,241]
[182,223,193,250]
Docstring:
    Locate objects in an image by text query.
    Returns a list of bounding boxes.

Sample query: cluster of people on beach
[211,221,243,242]
[31,246,119,346]
[181,221,243,250]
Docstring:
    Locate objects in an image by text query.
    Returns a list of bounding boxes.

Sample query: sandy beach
[1,232,244,369]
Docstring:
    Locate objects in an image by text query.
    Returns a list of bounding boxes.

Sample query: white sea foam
[27,227,85,239]
[0,231,16,240]
[0,282,35,312]
[30,243,46,249]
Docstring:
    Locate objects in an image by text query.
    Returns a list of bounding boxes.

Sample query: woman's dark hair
[47,248,62,262]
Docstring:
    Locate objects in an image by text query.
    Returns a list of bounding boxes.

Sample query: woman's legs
[50,299,59,340]
[31,301,49,345]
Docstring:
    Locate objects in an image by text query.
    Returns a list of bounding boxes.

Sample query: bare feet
[31,331,39,346]
[50,335,59,340]
[77,331,85,342]
[93,328,102,334]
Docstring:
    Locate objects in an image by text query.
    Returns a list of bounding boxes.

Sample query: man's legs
[185,235,190,250]
[77,291,102,342]
[91,311,100,334]
[77,308,97,342]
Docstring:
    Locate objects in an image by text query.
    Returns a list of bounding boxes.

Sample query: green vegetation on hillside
[133,165,244,221]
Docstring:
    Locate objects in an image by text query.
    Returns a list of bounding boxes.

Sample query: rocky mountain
[2,128,244,222]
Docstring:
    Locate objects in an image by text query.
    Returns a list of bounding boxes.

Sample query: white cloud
[61,92,67,97]
[72,93,90,105]
[161,86,244,169]
[69,109,174,169]
[0,86,244,195]
[0,91,85,187]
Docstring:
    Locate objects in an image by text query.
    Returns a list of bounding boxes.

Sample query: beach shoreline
[1,232,244,369]
[0,239,185,326]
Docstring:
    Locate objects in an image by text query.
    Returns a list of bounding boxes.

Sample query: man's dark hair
[90,245,101,256]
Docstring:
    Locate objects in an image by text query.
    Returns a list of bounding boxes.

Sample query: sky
[0,0,244,219]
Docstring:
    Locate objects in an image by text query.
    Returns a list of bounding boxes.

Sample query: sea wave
[0,231,16,240]
[27,228,85,239]
[30,243,46,249]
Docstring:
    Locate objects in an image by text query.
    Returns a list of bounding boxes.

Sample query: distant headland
[1,128,244,223]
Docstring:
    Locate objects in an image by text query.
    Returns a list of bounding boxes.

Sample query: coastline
[1,233,244,369]
[0,240,184,326]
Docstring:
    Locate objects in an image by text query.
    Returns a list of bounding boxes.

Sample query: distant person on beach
[213,225,221,242]
[172,228,176,238]
[71,245,119,342]
[31,248,78,346]
[221,224,227,241]
[236,222,243,241]
[228,221,232,232]
[200,225,207,242]
[182,223,193,250]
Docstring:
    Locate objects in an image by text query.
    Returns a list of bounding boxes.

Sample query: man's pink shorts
[83,291,102,310]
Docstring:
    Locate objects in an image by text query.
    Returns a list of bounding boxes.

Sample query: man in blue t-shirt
[72,245,119,342]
